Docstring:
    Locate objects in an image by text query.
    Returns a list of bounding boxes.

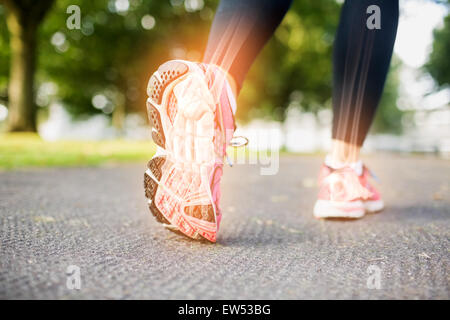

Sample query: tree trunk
[6,9,37,132]
[2,0,55,132]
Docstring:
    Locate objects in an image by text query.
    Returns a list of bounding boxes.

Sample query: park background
[0,0,449,300]
[0,0,449,169]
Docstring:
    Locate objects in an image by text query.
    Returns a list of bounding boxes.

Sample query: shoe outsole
[147,61,189,148]
[143,60,217,242]
[144,61,188,229]
[144,61,187,229]
[144,156,170,225]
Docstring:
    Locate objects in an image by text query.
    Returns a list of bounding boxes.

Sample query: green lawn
[0,133,156,170]
[0,133,322,170]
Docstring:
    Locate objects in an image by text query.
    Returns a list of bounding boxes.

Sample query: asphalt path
[0,154,448,299]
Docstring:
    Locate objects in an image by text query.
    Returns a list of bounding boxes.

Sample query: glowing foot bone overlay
[144,60,221,242]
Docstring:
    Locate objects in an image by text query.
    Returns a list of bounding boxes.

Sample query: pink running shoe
[359,166,384,213]
[313,164,381,219]
[143,60,236,242]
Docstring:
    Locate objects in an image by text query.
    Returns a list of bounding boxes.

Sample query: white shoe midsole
[313,199,365,218]
[364,199,384,212]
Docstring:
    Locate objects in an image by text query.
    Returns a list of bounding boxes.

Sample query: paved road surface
[0,154,448,299]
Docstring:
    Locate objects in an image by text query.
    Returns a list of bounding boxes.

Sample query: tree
[237,0,341,121]
[0,0,402,134]
[1,0,54,132]
[425,11,450,89]
[37,0,213,130]
[0,0,214,132]
[0,5,9,107]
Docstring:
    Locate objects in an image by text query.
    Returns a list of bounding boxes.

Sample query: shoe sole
[314,198,385,218]
[364,199,384,213]
[143,60,218,242]
[313,199,366,219]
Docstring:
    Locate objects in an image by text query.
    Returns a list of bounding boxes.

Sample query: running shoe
[313,164,377,218]
[360,166,384,213]
[143,60,236,242]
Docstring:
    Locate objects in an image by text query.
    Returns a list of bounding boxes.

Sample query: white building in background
[363,107,450,155]
[39,103,149,141]
[33,98,448,158]
[234,100,449,157]
[404,106,450,153]
[284,108,321,153]
[40,103,116,141]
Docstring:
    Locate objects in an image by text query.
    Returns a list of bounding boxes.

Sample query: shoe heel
[146,60,189,148]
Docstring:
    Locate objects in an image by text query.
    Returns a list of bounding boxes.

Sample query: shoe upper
[359,166,382,202]
[197,63,237,227]
[317,164,374,202]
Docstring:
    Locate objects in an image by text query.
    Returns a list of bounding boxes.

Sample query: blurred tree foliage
[36,0,218,130]
[425,4,450,89]
[237,0,340,121]
[237,0,402,135]
[0,0,215,130]
[0,0,402,134]
[372,56,402,134]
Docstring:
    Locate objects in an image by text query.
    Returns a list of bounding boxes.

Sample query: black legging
[203,0,399,147]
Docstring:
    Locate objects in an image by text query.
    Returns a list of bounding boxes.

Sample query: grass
[0,133,325,170]
[0,133,156,170]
